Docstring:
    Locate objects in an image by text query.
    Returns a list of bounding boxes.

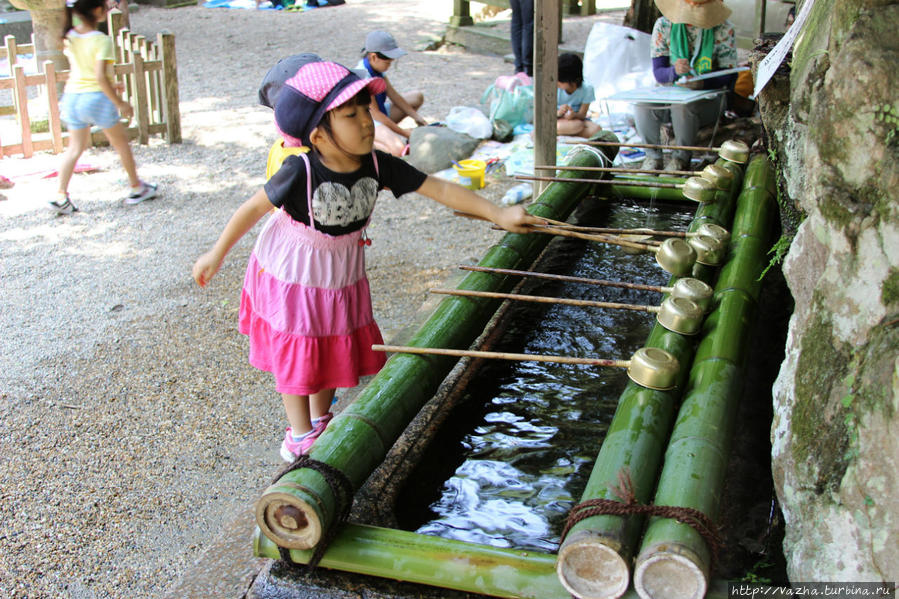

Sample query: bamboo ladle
[531,229,698,277]
[372,345,681,391]
[430,289,705,336]
[454,211,729,244]
[458,266,716,312]
[451,211,697,276]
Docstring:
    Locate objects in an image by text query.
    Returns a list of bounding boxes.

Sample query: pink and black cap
[274,61,386,146]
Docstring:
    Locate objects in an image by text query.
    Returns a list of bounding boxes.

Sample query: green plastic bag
[481,84,534,128]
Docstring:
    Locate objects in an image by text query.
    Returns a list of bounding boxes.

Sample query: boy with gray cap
[356,30,427,156]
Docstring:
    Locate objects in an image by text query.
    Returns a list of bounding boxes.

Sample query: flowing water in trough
[397,199,695,553]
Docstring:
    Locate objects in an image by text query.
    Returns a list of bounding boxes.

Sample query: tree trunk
[624,0,660,34]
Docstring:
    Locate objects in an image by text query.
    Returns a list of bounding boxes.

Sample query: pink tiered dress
[239,154,386,395]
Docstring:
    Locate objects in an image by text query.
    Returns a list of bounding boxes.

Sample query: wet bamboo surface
[633,156,777,599]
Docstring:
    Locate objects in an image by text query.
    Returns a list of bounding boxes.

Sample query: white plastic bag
[445,106,493,140]
[582,22,655,101]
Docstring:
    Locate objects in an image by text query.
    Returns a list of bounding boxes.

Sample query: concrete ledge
[445,22,585,60]
[0,11,33,45]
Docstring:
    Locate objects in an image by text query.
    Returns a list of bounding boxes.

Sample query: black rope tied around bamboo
[272,454,355,572]
[560,469,723,564]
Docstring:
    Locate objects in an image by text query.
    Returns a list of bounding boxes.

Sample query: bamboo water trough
[252,146,773,599]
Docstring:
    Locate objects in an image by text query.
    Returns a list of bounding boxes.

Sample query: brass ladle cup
[718,140,750,164]
[668,277,714,313]
[688,234,728,266]
[700,164,734,190]
[654,238,697,277]
[682,177,717,203]
[372,345,681,391]
[693,223,730,244]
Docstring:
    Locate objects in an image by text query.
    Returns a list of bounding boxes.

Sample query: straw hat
[654,0,732,28]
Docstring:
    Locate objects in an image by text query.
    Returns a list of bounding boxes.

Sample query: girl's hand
[118,101,134,119]
[673,58,691,75]
[192,251,223,287]
[557,104,570,118]
[114,81,126,95]
[494,204,546,234]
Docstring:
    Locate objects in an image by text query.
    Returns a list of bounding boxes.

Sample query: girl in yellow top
[54,0,157,215]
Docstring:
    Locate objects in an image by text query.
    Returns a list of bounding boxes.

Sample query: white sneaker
[124,182,158,205]
[49,193,78,215]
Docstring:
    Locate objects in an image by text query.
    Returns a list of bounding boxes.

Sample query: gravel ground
[0,2,618,597]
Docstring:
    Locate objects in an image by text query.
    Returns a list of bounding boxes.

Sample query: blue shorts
[61,91,120,130]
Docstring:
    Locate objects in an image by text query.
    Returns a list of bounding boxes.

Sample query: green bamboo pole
[555,159,744,599]
[632,156,776,599]
[255,144,618,551]
[608,184,685,203]
[254,524,570,599]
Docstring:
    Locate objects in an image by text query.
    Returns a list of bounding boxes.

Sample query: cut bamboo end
[633,543,708,599]
[255,486,323,550]
[557,533,630,599]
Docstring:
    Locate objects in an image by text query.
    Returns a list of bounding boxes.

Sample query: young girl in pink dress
[192,62,542,461]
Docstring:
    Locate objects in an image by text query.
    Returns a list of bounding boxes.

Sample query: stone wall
[758,0,898,582]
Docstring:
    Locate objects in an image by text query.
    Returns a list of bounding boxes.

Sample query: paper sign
[753,0,817,98]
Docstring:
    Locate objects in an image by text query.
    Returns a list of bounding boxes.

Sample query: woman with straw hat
[635,0,737,172]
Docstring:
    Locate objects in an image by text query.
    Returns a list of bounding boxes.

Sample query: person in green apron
[635,0,737,172]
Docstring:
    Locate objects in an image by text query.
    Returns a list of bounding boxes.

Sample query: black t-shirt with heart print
[264,150,427,237]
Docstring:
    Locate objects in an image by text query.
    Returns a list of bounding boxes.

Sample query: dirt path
[0,2,618,597]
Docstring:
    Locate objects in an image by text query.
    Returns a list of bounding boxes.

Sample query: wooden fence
[0,9,180,158]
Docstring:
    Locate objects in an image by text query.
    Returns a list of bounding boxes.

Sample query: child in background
[192,62,543,461]
[54,0,156,215]
[556,52,602,139]
[355,31,427,156]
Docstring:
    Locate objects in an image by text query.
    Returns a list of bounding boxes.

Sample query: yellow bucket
[453,159,487,190]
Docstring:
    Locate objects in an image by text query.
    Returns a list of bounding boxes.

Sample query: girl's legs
[57,126,92,196]
[102,122,140,188]
[281,389,336,435]
[557,117,601,138]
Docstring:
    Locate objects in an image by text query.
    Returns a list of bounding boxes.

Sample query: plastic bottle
[500,183,533,205]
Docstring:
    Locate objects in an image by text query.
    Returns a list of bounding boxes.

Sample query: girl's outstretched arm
[416,176,545,234]
[192,189,272,287]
